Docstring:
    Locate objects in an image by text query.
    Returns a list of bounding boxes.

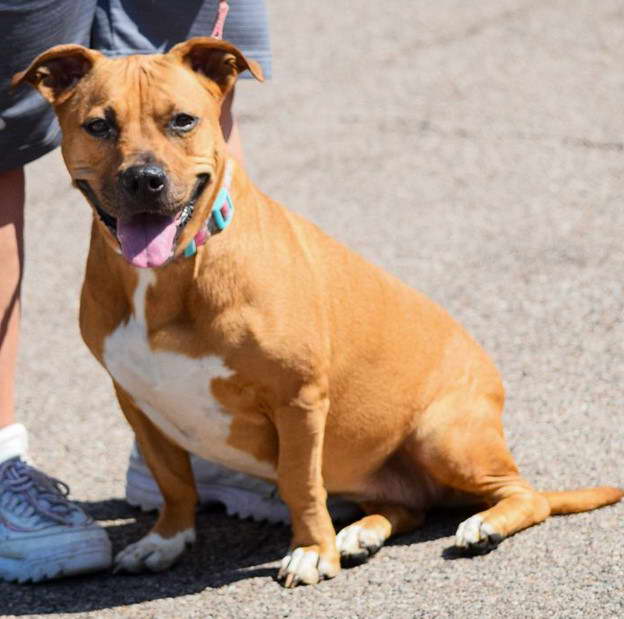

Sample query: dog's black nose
[120,165,167,199]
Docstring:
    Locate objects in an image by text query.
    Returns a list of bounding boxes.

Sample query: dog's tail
[541,486,623,515]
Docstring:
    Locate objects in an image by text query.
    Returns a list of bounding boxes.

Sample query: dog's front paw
[114,528,195,573]
[277,545,340,588]
[454,515,502,554]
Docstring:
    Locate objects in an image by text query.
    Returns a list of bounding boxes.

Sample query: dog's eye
[83,118,110,138]
[170,114,198,132]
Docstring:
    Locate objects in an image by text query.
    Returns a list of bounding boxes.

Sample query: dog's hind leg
[336,502,424,564]
[414,390,552,554]
[112,382,198,573]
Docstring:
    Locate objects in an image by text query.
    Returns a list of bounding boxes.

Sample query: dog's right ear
[12,44,100,104]
[169,37,264,99]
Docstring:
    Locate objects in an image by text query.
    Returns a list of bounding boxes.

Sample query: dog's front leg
[112,382,198,574]
[274,383,339,587]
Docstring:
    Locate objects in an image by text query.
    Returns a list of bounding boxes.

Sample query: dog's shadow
[1,499,469,614]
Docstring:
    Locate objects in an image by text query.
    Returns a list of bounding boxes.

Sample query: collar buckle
[210,187,234,232]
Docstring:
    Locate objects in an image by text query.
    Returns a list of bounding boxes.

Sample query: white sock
[0,423,28,464]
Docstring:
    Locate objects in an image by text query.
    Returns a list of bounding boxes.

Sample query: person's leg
[0,168,24,431]
[0,0,113,584]
[0,167,113,584]
[0,163,112,584]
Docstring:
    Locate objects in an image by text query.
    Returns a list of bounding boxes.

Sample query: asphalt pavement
[2,1,623,617]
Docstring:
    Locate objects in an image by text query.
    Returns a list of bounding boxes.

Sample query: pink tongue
[117,213,178,268]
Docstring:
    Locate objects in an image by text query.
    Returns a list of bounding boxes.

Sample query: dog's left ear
[12,44,101,104]
[169,37,264,98]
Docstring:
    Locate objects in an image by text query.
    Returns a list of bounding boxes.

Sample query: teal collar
[183,158,235,258]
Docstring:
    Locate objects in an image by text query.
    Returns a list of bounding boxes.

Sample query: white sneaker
[0,457,113,583]
[0,424,112,583]
[125,443,360,524]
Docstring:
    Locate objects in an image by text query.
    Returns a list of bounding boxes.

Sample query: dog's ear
[169,37,264,98]
[12,44,100,104]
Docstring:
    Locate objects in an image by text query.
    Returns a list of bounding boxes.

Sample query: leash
[183,158,235,258]
[210,1,230,39]
[181,2,233,258]
[182,2,233,258]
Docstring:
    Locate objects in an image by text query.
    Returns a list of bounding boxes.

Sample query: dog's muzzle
[75,174,210,268]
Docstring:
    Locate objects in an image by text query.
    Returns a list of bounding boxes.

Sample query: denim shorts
[0,0,271,171]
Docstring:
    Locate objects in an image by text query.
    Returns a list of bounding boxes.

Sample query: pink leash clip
[211,1,230,40]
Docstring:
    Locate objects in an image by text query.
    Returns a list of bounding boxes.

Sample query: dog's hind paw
[113,528,195,573]
[277,545,340,588]
[454,515,502,554]
[336,522,385,564]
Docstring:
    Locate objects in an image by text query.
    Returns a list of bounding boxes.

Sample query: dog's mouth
[76,174,210,268]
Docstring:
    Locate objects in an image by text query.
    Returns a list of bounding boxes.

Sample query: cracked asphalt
[2,1,623,616]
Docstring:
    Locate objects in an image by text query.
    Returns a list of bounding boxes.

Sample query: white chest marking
[103,269,275,480]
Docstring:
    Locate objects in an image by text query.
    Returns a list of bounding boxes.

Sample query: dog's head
[13,38,263,267]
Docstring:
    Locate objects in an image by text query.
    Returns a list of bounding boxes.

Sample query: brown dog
[14,38,622,587]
